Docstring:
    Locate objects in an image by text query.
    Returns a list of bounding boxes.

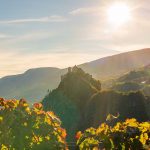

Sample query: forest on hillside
[0,67,150,149]
[42,67,150,140]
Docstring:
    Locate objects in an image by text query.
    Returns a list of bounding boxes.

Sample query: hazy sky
[0,0,150,77]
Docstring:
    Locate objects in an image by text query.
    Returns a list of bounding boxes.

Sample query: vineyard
[0,98,150,150]
[0,98,67,150]
[76,119,150,150]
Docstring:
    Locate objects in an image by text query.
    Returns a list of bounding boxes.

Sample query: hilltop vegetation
[43,66,102,140]
[110,64,150,96]
[42,66,150,142]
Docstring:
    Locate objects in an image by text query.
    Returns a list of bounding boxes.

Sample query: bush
[0,98,67,150]
[76,119,150,150]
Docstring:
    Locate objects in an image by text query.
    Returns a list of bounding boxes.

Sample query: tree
[0,98,67,150]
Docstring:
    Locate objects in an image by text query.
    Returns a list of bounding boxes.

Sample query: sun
[107,3,131,27]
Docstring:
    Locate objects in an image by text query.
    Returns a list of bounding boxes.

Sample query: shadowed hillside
[42,67,150,141]
[85,90,149,128]
[42,66,101,140]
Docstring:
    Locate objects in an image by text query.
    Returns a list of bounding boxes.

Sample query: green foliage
[86,90,149,128]
[113,82,143,92]
[43,67,150,143]
[118,70,149,82]
[109,66,150,97]
[43,90,80,141]
[143,85,150,96]
[76,119,150,150]
[0,98,67,150]
[43,67,101,141]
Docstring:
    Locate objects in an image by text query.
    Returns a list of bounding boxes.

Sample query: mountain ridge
[79,48,150,79]
[0,48,149,101]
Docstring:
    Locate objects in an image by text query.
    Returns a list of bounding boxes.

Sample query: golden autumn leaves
[76,118,150,149]
[0,98,67,150]
[0,97,149,149]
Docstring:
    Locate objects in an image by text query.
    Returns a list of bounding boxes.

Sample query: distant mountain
[0,67,65,103]
[0,48,149,102]
[79,48,150,79]
[42,67,150,141]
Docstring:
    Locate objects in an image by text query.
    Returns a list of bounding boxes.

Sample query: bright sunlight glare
[107,3,131,27]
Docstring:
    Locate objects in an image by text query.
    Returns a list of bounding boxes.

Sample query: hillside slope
[80,48,150,79]
[110,64,150,95]
[42,66,101,140]
[85,90,149,128]
[0,67,66,103]
[0,49,149,102]
[42,67,149,141]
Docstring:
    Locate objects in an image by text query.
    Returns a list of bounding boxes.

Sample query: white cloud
[70,7,103,15]
[12,31,53,42]
[0,30,54,49]
[0,15,67,24]
[0,33,13,39]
